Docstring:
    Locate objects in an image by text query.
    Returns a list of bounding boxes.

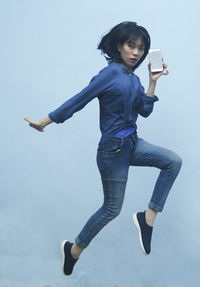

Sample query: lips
[130,58,137,63]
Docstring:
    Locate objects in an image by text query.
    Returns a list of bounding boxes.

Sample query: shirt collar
[109,61,135,75]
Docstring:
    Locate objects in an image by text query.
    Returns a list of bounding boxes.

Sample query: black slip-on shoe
[61,240,79,275]
[133,211,153,255]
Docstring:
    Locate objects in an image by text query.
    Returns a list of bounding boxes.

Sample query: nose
[133,48,139,56]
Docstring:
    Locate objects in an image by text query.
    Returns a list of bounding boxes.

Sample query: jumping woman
[24,21,182,275]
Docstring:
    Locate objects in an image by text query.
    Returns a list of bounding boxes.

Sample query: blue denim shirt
[48,61,159,144]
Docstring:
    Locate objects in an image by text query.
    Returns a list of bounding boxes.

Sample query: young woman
[24,21,182,275]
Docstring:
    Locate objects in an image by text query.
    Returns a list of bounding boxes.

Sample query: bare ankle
[71,243,84,259]
[145,208,157,227]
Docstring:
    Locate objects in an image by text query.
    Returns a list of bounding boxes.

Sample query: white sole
[132,213,148,256]
[60,240,68,273]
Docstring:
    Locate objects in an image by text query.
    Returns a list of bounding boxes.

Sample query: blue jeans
[75,134,182,248]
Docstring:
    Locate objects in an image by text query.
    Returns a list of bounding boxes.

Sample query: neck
[121,62,133,73]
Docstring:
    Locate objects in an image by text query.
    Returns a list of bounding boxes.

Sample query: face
[117,37,145,72]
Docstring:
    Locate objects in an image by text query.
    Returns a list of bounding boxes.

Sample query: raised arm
[136,61,168,118]
[146,60,168,98]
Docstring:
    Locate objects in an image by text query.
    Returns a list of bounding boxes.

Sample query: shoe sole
[60,240,68,274]
[132,213,148,256]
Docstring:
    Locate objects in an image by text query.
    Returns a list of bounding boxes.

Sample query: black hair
[97,21,150,71]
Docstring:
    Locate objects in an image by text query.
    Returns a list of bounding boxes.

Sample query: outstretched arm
[24,116,53,132]
[24,65,116,132]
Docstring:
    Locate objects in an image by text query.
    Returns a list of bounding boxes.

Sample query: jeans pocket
[101,138,123,154]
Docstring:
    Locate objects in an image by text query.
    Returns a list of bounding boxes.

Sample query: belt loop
[120,137,124,148]
[131,134,135,145]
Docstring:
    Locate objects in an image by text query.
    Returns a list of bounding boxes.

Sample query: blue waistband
[113,126,135,138]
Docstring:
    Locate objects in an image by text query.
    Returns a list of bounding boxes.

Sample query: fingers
[24,117,44,132]
[24,117,34,126]
[148,62,151,70]
[161,63,169,75]
[24,117,30,123]
[148,58,169,80]
[148,61,168,74]
[162,61,168,73]
[24,117,37,126]
[163,63,167,69]
[160,69,169,76]
[38,128,44,132]
[163,70,169,75]
[24,117,36,126]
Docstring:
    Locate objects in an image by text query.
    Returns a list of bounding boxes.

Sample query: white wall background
[0,0,200,286]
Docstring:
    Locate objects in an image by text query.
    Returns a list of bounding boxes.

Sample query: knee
[170,153,183,173]
[103,206,122,221]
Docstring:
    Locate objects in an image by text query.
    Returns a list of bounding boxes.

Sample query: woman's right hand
[24,116,53,132]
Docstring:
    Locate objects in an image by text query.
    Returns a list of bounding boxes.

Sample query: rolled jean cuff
[75,237,88,249]
[148,201,163,212]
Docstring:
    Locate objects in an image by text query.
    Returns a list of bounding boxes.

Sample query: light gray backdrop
[0,0,199,286]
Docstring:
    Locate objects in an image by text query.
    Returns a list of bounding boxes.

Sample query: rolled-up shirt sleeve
[48,66,116,123]
[135,82,159,118]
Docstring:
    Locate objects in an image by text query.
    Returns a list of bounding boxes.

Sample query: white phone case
[148,49,163,72]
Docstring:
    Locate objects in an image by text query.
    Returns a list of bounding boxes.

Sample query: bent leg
[130,138,182,212]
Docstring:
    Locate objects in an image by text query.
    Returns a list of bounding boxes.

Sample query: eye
[139,47,145,51]
[128,42,135,48]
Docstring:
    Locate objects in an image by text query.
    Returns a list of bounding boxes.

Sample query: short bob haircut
[97,21,150,71]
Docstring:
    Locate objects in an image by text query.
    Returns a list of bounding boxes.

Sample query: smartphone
[148,49,163,72]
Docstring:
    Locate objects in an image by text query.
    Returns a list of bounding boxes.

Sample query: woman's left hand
[148,59,169,82]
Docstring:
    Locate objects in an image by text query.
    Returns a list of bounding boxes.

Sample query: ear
[117,43,121,52]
